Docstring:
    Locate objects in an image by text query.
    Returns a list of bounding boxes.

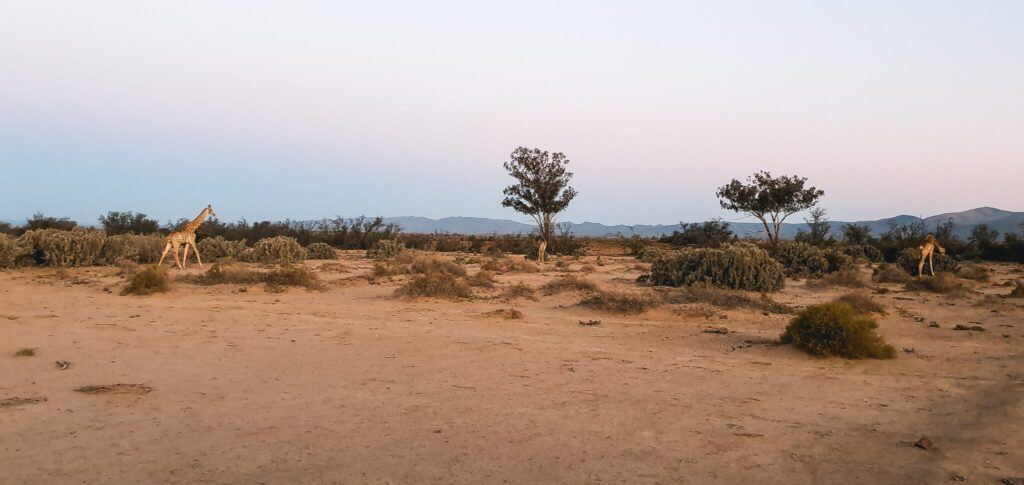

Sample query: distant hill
[383,207,1024,240]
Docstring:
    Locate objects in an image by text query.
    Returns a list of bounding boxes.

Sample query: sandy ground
[1,251,1022,484]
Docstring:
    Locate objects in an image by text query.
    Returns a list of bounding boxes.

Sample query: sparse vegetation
[872,263,911,283]
[500,282,537,301]
[656,285,794,314]
[467,270,497,288]
[483,308,524,319]
[409,255,467,277]
[367,239,405,259]
[650,245,785,292]
[812,268,869,288]
[121,264,170,295]
[780,303,895,359]
[481,256,538,273]
[954,263,988,281]
[185,262,323,292]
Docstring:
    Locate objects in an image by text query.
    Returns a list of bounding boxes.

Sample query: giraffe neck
[180,208,210,234]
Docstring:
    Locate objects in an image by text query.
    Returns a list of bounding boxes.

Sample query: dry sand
[1,252,1022,484]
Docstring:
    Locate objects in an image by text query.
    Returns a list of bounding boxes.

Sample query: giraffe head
[206,204,217,218]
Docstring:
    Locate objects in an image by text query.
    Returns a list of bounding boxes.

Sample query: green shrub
[840,244,883,263]
[656,285,794,314]
[579,290,659,314]
[19,229,106,266]
[651,245,785,292]
[125,234,167,263]
[243,236,305,264]
[780,303,895,359]
[197,236,247,260]
[305,242,337,260]
[822,248,855,273]
[121,264,170,295]
[872,263,911,283]
[395,272,472,300]
[896,247,958,275]
[367,239,405,259]
[99,235,141,264]
[0,234,28,269]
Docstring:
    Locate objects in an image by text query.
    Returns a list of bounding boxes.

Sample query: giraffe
[536,234,548,264]
[159,205,217,270]
[917,234,946,276]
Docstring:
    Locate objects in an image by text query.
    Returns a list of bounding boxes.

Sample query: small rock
[913,436,935,450]
[948,473,965,481]
[55,360,71,370]
[902,347,915,354]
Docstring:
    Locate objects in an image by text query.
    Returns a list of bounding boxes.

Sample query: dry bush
[541,275,599,295]
[14,347,37,357]
[197,236,247,260]
[811,268,870,288]
[500,282,537,301]
[409,255,467,277]
[123,234,166,263]
[242,236,305,264]
[395,272,472,300]
[481,256,539,273]
[905,272,966,295]
[955,263,989,281]
[650,245,785,292]
[305,242,337,260]
[483,308,524,319]
[264,266,325,292]
[121,264,170,295]
[366,239,405,259]
[554,259,570,270]
[656,285,794,314]
[780,303,895,359]
[367,261,407,281]
[579,290,659,314]
[467,270,497,288]
[833,291,885,314]
[872,263,911,283]
[185,262,324,292]
[578,264,596,273]
[0,234,28,269]
[99,235,140,264]
[19,229,106,266]
[1009,281,1024,298]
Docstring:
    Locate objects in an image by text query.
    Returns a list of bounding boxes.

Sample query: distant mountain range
[383,207,1024,239]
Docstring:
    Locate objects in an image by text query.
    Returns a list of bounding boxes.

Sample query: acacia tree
[716,171,823,246]
[501,147,578,243]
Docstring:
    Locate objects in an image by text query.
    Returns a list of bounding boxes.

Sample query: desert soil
[1,252,1022,484]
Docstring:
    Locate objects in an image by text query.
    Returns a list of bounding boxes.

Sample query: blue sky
[2,1,1022,226]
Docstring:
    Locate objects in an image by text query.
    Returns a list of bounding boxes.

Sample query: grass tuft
[121,264,170,295]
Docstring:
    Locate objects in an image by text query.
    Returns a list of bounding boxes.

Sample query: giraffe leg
[190,241,203,268]
[918,253,925,277]
[173,245,183,270]
[181,244,190,269]
[929,253,935,276]
[158,242,173,267]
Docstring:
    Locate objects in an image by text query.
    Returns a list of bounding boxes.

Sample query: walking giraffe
[159,205,216,269]
[917,234,946,276]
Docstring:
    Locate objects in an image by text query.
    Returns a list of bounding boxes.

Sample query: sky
[1,1,1022,226]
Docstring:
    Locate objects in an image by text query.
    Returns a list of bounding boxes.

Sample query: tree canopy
[501,147,578,241]
[716,171,823,245]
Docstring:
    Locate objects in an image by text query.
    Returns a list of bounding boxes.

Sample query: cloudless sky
[2,1,1022,226]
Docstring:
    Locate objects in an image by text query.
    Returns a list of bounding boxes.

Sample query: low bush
[395,272,472,300]
[500,282,537,301]
[650,245,785,292]
[264,265,325,292]
[872,263,911,283]
[367,261,407,281]
[409,255,467,277]
[99,235,140,264]
[780,303,895,359]
[305,242,337,260]
[833,291,885,314]
[905,272,966,294]
[367,239,405,259]
[541,275,599,295]
[185,262,324,291]
[812,268,869,288]
[483,308,524,319]
[839,244,884,263]
[19,229,106,266]
[121,265,170,295]
[243,236,305,264]
[770,242,853,278]
[481,256,539,273]
[656,285,794,314]
[0,234,27,269]
[197,236,247,260]
[579,290,659,314]
[954,263,989,281]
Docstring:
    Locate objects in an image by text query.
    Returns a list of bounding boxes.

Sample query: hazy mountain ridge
[383,207,1024,239]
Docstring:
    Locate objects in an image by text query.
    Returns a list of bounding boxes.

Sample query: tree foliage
[716,171,823,245]
[99,211,160,235]
[501,147,578,241]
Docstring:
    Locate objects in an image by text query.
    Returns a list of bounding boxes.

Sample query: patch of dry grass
[409,255,467,277]
[579,290,659,314]
[833,291,886,314]
[184,262,324,292]
[0,396,47,408]
[483,308,524,319]
[656,285,794,314]
[14,347,37,357]
[467,270,497,288]
[75,383,154,395]
[541,275,599,295]
[955,263,989,281]
[872,263,911,284]
[810,268,870,288]
[481,257,539,273]
[395,272,472,300]
[905,272,967,295]
[500,282,537,301]
[120,264,170,296]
